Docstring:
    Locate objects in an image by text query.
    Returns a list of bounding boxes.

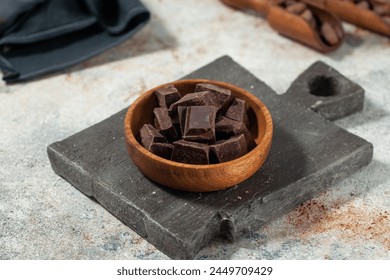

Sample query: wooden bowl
[124,79,273,192]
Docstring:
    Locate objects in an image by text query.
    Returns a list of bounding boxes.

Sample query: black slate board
[47,56,373,259]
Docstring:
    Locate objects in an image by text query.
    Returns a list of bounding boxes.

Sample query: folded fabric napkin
[0,0,150,83]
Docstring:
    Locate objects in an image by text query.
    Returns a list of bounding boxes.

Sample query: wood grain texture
[47,56,373,259]
[124,79,273,192]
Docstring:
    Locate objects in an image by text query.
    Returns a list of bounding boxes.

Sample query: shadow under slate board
[47,56,373,259]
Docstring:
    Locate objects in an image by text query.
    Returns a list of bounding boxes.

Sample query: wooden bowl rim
[124,79,273,170]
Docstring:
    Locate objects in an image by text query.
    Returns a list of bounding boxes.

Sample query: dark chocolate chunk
[140,83,254,164]
[183,106,217,143]
[215,116,256,150]
[225,98,249,127]
[154,85,181,108]
[177,106,187,135]
[153,107,178,141]
[195,83,232,108]
[210,134,248,163]
[169,91,219,113]
[169,108,180,125]
[149,143,174,160]
[215,116,249,139]
[172,140,210,164]
[138,124,166,150]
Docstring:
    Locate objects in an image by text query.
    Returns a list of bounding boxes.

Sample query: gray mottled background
[1,0,389,259]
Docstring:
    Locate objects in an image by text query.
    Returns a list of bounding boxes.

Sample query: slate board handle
[285,60,365,121]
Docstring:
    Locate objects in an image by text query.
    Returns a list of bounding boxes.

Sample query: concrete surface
[1,0,389,259]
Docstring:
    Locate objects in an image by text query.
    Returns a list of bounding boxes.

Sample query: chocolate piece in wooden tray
[138,83,254,164]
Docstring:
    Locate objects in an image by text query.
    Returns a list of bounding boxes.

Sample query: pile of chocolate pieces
[137,83,255,164]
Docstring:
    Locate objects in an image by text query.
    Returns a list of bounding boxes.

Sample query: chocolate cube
[169,91,220,113]
[195,83,232,108]
[154,85,181,108]
[154,107,178,141]
[225,98,249,127]
[177,106,187,135]
[215,116,256,150]
[149,143,174,160]
[172,140,210,164]
[138,124,166,150]
[210,134,248,163]
[183,106,217,143]
[169,108,180,125]
[215,116,249,139]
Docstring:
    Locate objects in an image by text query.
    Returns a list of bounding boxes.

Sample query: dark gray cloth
[0,0,150,83]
